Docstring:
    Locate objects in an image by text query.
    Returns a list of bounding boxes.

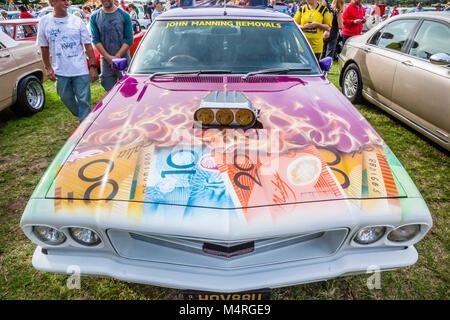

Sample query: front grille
[107,228,348,270]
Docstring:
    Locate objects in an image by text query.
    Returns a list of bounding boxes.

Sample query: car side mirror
[319,57,332,73]
[430,53,450,66]
[112,58,128,71]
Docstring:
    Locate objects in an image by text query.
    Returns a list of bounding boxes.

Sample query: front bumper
[33,245,418,292]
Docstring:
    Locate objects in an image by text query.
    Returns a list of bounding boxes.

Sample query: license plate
[183,289,271,300]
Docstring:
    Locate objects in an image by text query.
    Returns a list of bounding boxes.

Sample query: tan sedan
[0,29,46,116]
[338,12,450,151]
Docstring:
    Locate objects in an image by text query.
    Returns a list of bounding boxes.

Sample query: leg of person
[314,52,322,61]
[55,76,79,118]
[72,74,92,122]
[99,57,118,92]
[323,39,329,59]
[325,32,338,59]
[342,35,351,45]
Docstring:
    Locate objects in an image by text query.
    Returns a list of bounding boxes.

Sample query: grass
[0,65,448,299]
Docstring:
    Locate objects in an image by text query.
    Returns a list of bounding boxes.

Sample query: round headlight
[387,225,420,242]
[354,226,386,245]
[194,108,214,125]
[216,108,234,125]
[33,226,66,245]
[69,228,101,246]
[235,109,255,127]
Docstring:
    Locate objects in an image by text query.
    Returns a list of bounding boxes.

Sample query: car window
[376,19,417,52]
[409,20,450,60]
[15,24,37,40]
[130,20,319,75]
[0,24,15,39]
[369,26,384,45]
[0,30,17,48]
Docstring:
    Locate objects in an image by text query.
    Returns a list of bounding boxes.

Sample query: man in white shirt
[37,0,98,122]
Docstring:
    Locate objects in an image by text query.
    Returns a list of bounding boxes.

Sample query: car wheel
[11,75,45,116]
[342,63,363,104]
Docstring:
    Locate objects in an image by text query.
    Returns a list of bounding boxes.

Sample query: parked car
[0,31,46,116]
[6,11,21,20]
[0,19,39,41]
[37,6,87,23]
[273,2,289,15]
[20,6,432,299]
[339,12,450,151]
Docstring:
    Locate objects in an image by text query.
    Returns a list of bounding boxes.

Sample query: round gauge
[194,108,214,125]
[235,109,255,127]
[216,108,234,126]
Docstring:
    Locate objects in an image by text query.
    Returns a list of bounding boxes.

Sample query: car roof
[157,7,292,20]
[399,11,450,22]
[0,18,39,24]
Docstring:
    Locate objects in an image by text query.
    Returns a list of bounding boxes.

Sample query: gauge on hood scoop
[194,91,258,128]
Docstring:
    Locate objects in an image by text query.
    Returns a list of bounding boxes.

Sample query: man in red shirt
[342,0,366,44]
[19,5,33,19]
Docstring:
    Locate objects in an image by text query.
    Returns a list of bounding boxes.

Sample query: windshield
[129,19,320,75]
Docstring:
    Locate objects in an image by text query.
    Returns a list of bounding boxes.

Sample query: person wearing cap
[152,0,163,20]
[0,10,8,20]
[445,2,450,10]
[410,2,424,12]
[432,3,443,10]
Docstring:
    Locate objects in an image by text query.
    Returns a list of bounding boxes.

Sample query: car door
[0,33,18,111]
[391,19,450,144]
[361,18,419,106]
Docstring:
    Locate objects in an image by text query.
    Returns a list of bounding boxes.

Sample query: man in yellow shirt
[294,0,332,60]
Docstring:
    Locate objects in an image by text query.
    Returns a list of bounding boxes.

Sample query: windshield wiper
[243,68,312,80]
[149,70,232,80]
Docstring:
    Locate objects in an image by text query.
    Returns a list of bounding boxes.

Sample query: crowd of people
[0,0,448,123]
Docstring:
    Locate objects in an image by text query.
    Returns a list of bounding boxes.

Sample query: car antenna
[223,0,227,15]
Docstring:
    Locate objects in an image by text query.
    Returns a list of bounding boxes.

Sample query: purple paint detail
[112,58,128,71]
[319,57,333,72]
[68,74,383,159]
[119,77,139,98]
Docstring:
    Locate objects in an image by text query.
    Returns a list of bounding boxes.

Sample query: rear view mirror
[112,58,128,71]
[430,53,450,66]
[319,57,332,73]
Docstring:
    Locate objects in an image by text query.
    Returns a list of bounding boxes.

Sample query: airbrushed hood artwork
[23,75,425,238]
[20,73,432,293]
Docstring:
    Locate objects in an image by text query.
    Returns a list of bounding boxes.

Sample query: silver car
[339,12,450,151]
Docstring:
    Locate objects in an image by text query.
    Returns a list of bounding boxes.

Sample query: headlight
[69,228,101,246]
[33,226,66,245]
[354,226,386,245]
[235,109,255,127]
[194,108,214,125]
[387,225,420,242]
[215,108,234,125]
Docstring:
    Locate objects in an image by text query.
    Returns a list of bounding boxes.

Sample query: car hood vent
[170,76,280,83]
[227,76,279,83]
[173,76,223,83]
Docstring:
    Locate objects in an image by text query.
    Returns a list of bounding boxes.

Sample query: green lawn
[0,65,448,299]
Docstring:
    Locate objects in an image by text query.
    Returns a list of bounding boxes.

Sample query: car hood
[46,75,407,212]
